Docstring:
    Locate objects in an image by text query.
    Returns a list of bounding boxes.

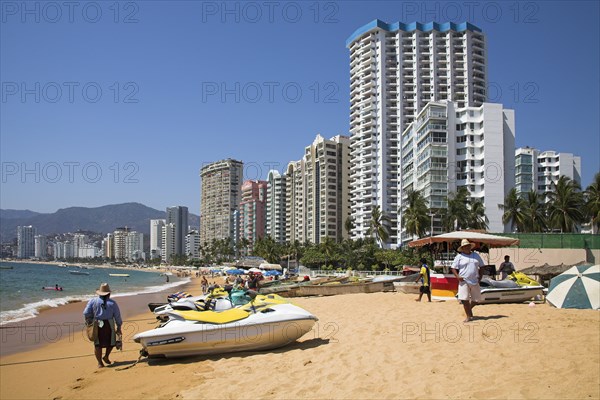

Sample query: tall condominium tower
[149,219,166,259]
[166,206,189,255]
[265,170,287,243]
[285,159,306,244]
[200,159,243,245]
[304,134,351,243]
[399,101,515,242]
[239,180,268,245]
[34,235,47,259]
[17,225,36,258]
[347,20,487,245]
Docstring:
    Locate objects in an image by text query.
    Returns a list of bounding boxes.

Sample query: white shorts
[457,282,482,302]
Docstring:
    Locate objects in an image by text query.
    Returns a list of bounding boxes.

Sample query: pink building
[239,180,268,246]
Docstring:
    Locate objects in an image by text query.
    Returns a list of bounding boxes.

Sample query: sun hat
[457,239,475,253]
[96,283,112,296]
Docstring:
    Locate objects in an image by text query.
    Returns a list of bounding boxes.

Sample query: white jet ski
[134,294,318,358]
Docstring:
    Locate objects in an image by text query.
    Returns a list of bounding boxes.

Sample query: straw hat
[457,239,475,253]
[96,283,112,296]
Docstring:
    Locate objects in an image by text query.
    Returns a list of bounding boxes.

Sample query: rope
[115,351,146,371]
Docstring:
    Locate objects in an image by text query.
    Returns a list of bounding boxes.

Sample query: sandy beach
[0,277,598,400]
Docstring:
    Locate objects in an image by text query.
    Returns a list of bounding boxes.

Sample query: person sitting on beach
[415,258,431,302]
[83,283,122,368]
[451,239,484,323]
[498,255,516,280]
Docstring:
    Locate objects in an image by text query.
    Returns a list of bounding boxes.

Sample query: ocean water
[0,261,190,325]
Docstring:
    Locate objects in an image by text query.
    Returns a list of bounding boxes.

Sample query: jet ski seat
[174,308,250,324]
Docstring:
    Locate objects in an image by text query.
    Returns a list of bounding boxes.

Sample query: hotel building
[399,101,515,242]
[265,170,287,243]
[17,225,36,258]
[347,20,487,246]
[200,159,243,245]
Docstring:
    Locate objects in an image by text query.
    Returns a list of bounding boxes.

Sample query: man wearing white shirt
[451,239,484,322]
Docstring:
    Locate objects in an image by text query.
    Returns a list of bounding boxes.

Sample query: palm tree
[546,175,585,232]
[443,187,470,230]
[467,199,489,230]
[499,187,525,232]
[367,205,391,248]
[319,236,337,268]
[521,190,547,233]
[402,189,430,238]
[584,172,600,234]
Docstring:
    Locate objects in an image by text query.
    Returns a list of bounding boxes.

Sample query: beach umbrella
[264,270,282,276]
[249,267,262,273]
[226,269,245,275]
[546,265,599,310]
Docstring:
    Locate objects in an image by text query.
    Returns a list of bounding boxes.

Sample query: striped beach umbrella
[546,265,599,309]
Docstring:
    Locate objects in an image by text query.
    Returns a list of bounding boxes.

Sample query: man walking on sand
[415,258,431,302]
[451,239,484,323]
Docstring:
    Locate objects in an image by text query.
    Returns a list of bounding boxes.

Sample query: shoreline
[0,259,181,274]
[0,276,203,357]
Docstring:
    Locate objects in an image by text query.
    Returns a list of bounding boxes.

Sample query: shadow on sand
[145,338,331,366]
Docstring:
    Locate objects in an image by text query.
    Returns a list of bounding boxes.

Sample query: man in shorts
[451,239,484,322]
[415,257,431,302]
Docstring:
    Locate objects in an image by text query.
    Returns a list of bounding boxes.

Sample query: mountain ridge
[0,202,200,241]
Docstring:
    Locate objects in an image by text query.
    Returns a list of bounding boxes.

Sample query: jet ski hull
[134,303,317,358]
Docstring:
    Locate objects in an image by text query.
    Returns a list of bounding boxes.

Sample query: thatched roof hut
[520,261,587,286]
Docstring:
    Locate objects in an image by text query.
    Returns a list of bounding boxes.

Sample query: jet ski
[134,294,317,358]
[478,277,544,304]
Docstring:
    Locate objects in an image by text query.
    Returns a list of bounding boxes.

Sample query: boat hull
[480,286,544,304]
[134,304,317,358]
[430,273,459,297]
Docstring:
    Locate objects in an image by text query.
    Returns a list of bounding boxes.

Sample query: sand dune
[0,283,598,399]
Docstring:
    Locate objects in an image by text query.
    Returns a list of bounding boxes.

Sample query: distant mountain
[0,209,42,219]
[0,203,200,241]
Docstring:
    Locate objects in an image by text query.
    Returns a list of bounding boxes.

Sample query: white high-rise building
[73,233,87,257]
[186,230,201,259]
[304,134,351,243]
[162,223,176,262]
[125,231,144,261]
[515,147,582,197]
[398,101,515,242]
[347,20,486,245]
[266,170,287,243]
[113,227,129,260]
[150,219,166,258]
[17,226,36,258]
[536,150,582,194]
[285,159,306,243]
[34,235,47,258]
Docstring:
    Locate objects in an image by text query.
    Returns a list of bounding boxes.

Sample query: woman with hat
[83,283,122,368]
[451,239,485,323]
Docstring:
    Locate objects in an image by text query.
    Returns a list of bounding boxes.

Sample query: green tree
[466,199,488,230]
[547,175,585,232]
[443,187,470,230]
[498,187,525,232]
[367,205,392,248]
[402,189,430,239]
[584,172,600,234]
[521,190,547,233]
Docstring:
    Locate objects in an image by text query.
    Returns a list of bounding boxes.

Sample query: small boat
[0,266,14,270]
[58,263,67,268]
[43,286,64,291]
[109,273,130,277]
[69,270,90,276]
[134,294,317,358]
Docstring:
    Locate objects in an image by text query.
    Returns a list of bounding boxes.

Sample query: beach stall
[546,264,599,310]
[408,231,520,298]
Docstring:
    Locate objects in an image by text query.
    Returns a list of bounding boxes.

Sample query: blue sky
[1,0,599,214]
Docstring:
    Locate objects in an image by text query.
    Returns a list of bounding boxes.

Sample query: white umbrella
[546,265,599,309]
[249,268,262,273]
